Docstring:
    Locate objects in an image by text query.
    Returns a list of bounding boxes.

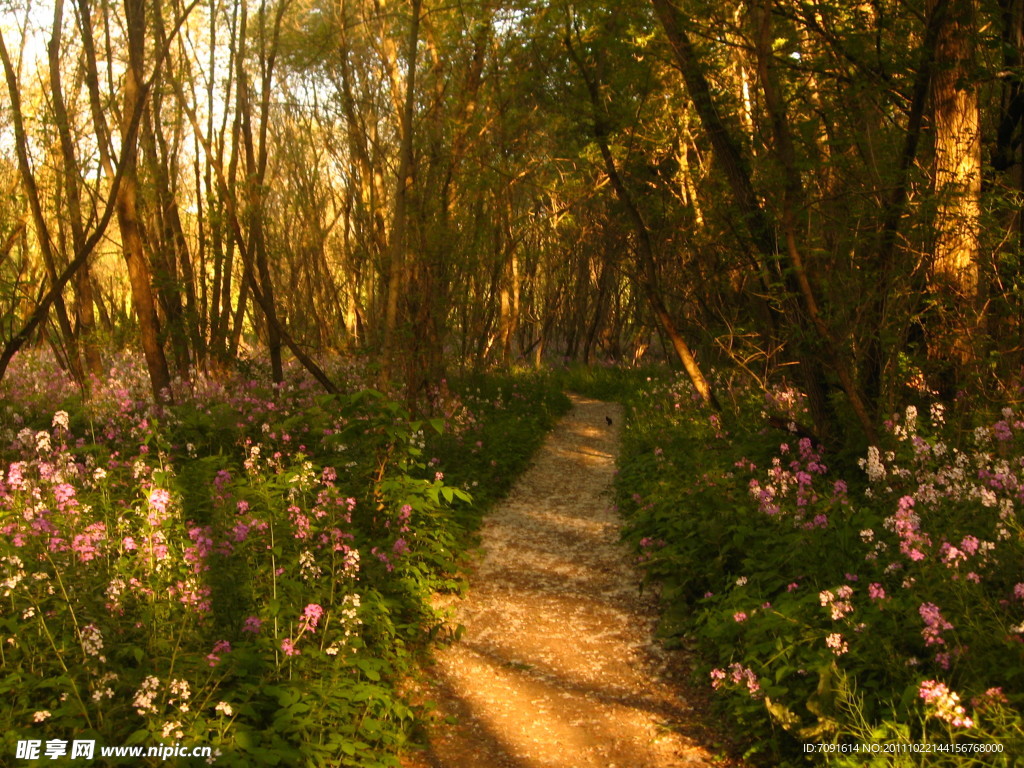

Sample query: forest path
[402,395,727,768]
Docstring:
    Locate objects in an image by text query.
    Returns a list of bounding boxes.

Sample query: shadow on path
[402,395,732,768]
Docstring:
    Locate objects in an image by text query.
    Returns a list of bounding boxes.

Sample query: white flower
[905,405,918,435]
[92,670,118,702]
[80,624,104,657]
[826,633,848,655]
[52,411,69,431]
[133,676,161,716]
[861,446,886,483]
[160,720,184,740]
[33,710,51,722]
[299,551,323,580]
[214,701,233,717]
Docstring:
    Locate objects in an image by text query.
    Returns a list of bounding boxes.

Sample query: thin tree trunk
[652,0,880,440]
[0,32,148,384]
[47,0,102,378]
[564,27,719,410]
[1,16,85,388]
[116,0,173,402]
[382,0,422,377]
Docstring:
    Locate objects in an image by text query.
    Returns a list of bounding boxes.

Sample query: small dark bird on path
[605,416,612,426]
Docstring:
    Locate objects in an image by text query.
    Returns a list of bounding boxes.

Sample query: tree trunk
[47,0,102,379]
[382,0,423,379]
[117,0,173,402]
[1,12,85,388]
[651,0,880,441]
[564,26,719,410]
[930,0,981,370]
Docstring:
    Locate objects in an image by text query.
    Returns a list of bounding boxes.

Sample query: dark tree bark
[565,26,720,411]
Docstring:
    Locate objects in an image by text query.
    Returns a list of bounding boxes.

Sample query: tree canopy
[2,0,1021,441]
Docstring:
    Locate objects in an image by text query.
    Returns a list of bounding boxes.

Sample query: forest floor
[401,395,743,768]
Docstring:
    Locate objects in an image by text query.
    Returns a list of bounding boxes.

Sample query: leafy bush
[617,373,1024,766]
[426,369,571,513]
[0,353,565,765]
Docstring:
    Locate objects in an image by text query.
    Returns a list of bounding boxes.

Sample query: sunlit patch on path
[403,395,722,767]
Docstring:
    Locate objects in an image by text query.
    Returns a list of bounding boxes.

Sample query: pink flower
[281,638,300,657]
[206,640,232,667]
[301,603,324,632]
[53,483,78,511]
[919,602,954,647]
[723,663,761,697]
[147,488,172,524]
[242,616,263,634]
[733,612,748,623]
[145,533,169,561]
[971,687,1009,710]
[919,680,974,728]
[826,633,849,655]
[868,583,887,601]
[960,535,980,556]
[709,668,726,688]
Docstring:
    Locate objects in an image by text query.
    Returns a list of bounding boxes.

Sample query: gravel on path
[402,394,731,768]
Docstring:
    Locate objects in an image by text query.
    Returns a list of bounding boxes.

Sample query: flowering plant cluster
[0,351,565,765]
[615,371,1024,765]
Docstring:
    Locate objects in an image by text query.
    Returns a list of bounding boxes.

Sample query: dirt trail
[402,395,726,768]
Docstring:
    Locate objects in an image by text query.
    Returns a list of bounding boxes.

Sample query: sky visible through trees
[1,0,1022,439]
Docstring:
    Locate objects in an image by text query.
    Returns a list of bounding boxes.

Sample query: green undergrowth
[0,354,569,767]
[555,362,663,403]
[426,369,572,519]
[612,369,1024,766]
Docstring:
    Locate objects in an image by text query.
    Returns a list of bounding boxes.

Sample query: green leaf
[235,729,258,750]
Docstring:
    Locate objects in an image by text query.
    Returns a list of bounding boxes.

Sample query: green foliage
[0,357,567,765]
[424,369,571,515]
[615,370,1024,766]
[555,363,667,403]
